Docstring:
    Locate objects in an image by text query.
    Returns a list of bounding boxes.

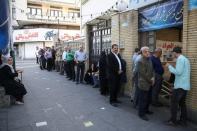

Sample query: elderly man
[150,48,164,107]
[165,47,190,126]
[137,46,154,121]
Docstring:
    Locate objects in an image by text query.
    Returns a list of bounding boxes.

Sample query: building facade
[12,0,80,59]
[82,0,197,122]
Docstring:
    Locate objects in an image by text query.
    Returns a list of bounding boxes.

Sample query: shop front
[13,28,80,59]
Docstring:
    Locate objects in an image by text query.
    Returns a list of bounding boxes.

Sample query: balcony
[22,14,80,26]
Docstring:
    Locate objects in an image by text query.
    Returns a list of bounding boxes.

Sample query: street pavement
[0,60,197,131]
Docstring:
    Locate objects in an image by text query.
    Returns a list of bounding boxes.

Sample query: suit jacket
[107,52,122,77]
[137,56,154,91]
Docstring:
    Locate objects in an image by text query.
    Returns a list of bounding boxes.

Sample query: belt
[78,61,85,63]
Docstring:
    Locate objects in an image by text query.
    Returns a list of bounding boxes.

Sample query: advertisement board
[13,28,81,43]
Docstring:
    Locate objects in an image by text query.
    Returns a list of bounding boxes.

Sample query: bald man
[150,48,164,107]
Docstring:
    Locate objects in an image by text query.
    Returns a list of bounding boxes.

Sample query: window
[37,9,41,15]
[50,9,62,17]
[12,8,16,19]
[28,7,42,16]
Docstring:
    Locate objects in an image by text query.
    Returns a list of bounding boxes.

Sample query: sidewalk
[0,60,196,131]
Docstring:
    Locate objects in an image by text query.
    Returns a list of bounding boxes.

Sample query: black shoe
[165,120,177,127]
[177,120,187,127]
[115,100,122,104]
[68,78,72,80]
[73,79,75,82]
[146,111,154,115]
[152,102,163,107]
[110,102,118,107]
[76,82,79,84]
[139,115,149,121]
[80,81,84,84]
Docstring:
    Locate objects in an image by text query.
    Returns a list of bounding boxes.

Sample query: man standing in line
[62,46,68,76]
[74,45,88,84]
[165,47,190,126]
[150,48,164,107]
[131,48,141,107]
[107,44,123,107]
[66,46,75,81]
[35,46,39,64]
[51,46,56,70]
[137,46,154,121]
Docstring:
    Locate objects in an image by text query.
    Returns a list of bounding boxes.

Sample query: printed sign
[13,28,81,43]
[139,0,183,31]
[189,0,197,10]
[156,40,182,62]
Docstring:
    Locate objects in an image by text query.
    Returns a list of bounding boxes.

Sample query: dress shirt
[113,52,122,71]
[62,51,67,61]
[74,50,87,61]
[168,55,191,91]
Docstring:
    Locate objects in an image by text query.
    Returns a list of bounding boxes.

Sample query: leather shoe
[110,103,118,107]
[115,100,122,104]
[146,111,154,115]
[139,115,149,121]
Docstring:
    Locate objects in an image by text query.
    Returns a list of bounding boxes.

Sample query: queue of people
[35,44,190,126]
[131,46,190,127]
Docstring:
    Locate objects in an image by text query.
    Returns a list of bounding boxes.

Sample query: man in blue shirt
[150,48,164,107]
[166,47,191,126]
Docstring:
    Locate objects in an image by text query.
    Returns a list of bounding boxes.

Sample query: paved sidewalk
[0,60,197,131]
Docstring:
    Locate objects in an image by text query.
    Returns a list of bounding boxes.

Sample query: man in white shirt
[107,44,123,107]
[74,45,88,84]
[35,46,39,64]
[61,46,68,76]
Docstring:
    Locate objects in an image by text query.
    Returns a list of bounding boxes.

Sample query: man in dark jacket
[107,44,123,107]
[150,48,164,107]
[137,46,154,121]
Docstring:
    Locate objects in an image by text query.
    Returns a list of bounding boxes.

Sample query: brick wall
[111,10,138,95]
[183,0,197,123]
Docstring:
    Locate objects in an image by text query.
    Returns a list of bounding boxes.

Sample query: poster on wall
[156,40,182,62]
[139,0,183,31]
[189,0,197,10]
[13,28,81,43]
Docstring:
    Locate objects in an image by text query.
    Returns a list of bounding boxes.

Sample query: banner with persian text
[139,0,183,32]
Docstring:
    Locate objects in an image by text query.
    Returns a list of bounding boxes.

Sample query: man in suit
[137,46,154,121]
[107,44,123,107]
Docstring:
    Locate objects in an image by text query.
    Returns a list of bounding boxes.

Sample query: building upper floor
[12,0,80,28]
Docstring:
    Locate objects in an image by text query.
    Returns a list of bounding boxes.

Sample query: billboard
[13,28,81,43]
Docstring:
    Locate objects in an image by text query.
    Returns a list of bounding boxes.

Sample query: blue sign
[189,0,197,10]
[139,0,183,32]
[0,0,10,50]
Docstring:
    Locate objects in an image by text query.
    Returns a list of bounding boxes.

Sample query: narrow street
[0,60,196,131]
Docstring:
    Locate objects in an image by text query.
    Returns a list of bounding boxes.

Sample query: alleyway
[0,60,196,131]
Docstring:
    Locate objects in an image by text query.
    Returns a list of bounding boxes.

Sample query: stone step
[0,87,5,97]
[0,86,11,107]
[0,95,10,107]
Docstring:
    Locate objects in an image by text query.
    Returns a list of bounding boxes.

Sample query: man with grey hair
[137,46,154,121]
[150,48,164,107]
